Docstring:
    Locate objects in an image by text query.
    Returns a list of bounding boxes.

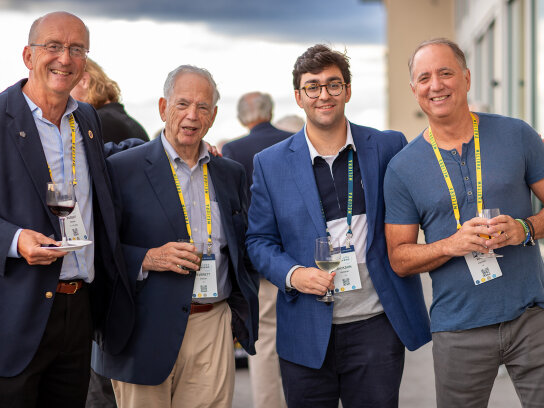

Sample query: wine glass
[46,182,75,246]
[315,237,341,303]
[478,208,503,258]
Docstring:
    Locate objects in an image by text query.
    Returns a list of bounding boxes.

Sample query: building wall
[384,0,455,140]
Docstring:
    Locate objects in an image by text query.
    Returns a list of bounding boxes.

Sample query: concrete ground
[233,273,522,408]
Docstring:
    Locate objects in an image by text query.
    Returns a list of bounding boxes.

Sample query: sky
[0,0,387,144]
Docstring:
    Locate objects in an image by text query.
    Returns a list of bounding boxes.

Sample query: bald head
[29,12,89,47]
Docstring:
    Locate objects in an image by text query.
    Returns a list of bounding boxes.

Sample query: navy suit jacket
[222,122,292,199]
[92,137,260,385]
[0,80,135,377]
[247,123,431,369]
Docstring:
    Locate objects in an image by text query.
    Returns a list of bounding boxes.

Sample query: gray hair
[29,12,90,45]
[237,92,273,126]
[163,65,220,106]
[408,38,467,82]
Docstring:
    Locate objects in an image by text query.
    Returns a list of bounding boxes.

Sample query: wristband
[524,218,536,246]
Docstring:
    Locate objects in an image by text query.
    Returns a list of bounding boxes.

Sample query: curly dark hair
[292,44,351,90]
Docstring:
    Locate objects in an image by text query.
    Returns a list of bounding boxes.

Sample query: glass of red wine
[46,182,75,246]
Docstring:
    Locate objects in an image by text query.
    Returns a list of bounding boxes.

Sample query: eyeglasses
[30,42,89,59]
[298,81,346,99]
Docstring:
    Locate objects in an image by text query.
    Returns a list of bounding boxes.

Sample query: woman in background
[71,58,149,144]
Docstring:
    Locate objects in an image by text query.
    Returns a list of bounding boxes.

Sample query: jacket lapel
[6,81,59,234]
[287,131,327,237]
[352,124,378,251]
[144,138,189,240]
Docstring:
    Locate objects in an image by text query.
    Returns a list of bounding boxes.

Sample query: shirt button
[194,228,198,232]
[45,291,53,299]
[461,161,465,166]
[452,151,457,155]
[467,191,473,196]
[464,176,469,181]
[193,201,196,206]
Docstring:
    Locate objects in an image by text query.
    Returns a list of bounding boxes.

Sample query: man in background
[222,91,291,408]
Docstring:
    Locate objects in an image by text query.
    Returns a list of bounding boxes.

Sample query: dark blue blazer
[0,80,135,377]
[246,123,431,369]
[222,122,292,199]
[92,137,260,385]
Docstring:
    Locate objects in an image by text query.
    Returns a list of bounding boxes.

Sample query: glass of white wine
[478,208,504,258]
[315,237,341,303]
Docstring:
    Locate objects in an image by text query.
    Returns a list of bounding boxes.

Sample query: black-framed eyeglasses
[298,81,346,99]
[30,42,89,59]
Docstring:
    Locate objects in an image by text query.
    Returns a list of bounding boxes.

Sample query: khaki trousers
[433,306,544,408]
[112,301,235,408]
[248,278,286,408]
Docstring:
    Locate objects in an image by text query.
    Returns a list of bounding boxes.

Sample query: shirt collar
[23,93,78,124]
[161,131,210,168]
[304,118,355,164]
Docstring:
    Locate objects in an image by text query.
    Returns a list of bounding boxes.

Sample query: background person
[222,91,292,408]
[71,58,149,144]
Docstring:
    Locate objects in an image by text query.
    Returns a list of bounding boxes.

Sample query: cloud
[2,0,385,43]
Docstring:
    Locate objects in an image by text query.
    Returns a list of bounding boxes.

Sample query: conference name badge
[193,254,218,298]
[333,246,362,293]
[464,252,503,286]
[64,202,88,241]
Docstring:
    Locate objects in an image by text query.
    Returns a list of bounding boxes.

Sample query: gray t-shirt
[384,113,544,332]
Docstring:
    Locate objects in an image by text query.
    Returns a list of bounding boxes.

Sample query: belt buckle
[67,281,79,295]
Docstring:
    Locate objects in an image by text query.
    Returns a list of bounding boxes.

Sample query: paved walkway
[233,273,522,407]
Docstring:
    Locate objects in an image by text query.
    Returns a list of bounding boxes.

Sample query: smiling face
[23,13,89,100]
[159,72,217,152]
[294,65,351,133]
[410,44,471,122]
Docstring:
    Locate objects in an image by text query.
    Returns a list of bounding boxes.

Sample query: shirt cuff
[8,228,23,258]
[137,267,149,281]
[286,265,303,289]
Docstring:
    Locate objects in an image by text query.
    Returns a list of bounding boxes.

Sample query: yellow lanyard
[47,114,77,185]
[166,150,213,253]
[428,113,482,230]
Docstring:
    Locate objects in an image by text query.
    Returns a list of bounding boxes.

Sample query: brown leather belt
[56,280,84,295]
[190,303,213,314]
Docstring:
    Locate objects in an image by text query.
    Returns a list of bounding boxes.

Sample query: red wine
[48,204,75,217]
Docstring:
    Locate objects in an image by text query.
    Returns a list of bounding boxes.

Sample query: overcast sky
[0,1,387,143]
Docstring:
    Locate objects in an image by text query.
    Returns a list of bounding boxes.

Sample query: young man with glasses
[0,12,135,407]
[246,44,431,407]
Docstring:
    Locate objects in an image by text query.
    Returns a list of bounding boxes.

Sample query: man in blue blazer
[247,44,431,407]
[0,12,134,407]
[92,65,259,408]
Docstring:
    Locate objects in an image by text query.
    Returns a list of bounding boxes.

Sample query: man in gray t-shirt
[384,38,544,407]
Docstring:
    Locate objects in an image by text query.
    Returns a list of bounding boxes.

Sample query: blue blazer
[222,121,292,199]
[92,137,260,385]
[0,80,135,377]
[246,123,431,369]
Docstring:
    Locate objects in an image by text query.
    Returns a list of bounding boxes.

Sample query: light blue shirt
[9,95,95,282]
[161,132,231,302]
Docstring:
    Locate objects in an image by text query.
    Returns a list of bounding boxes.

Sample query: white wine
[316,260,341,273]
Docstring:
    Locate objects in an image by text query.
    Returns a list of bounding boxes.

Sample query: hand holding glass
[46,182,75,246]
[478,208,503,258]
[315,237,341,303]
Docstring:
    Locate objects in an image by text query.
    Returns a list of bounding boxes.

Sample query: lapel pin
[19,131,26,138]
[88,130,94,139]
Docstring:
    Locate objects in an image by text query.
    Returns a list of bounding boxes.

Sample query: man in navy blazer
[0,12,134,407]
[92,65,259,408]
[247,44,431,407]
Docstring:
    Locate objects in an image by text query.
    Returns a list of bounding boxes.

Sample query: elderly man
[384,38,544,407]
[222,91,291,408]
[0,11,134,408]
[92,65,259,408]
[246,44,430,407]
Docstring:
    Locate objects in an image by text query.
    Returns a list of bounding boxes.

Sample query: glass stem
[59,217,68,245]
